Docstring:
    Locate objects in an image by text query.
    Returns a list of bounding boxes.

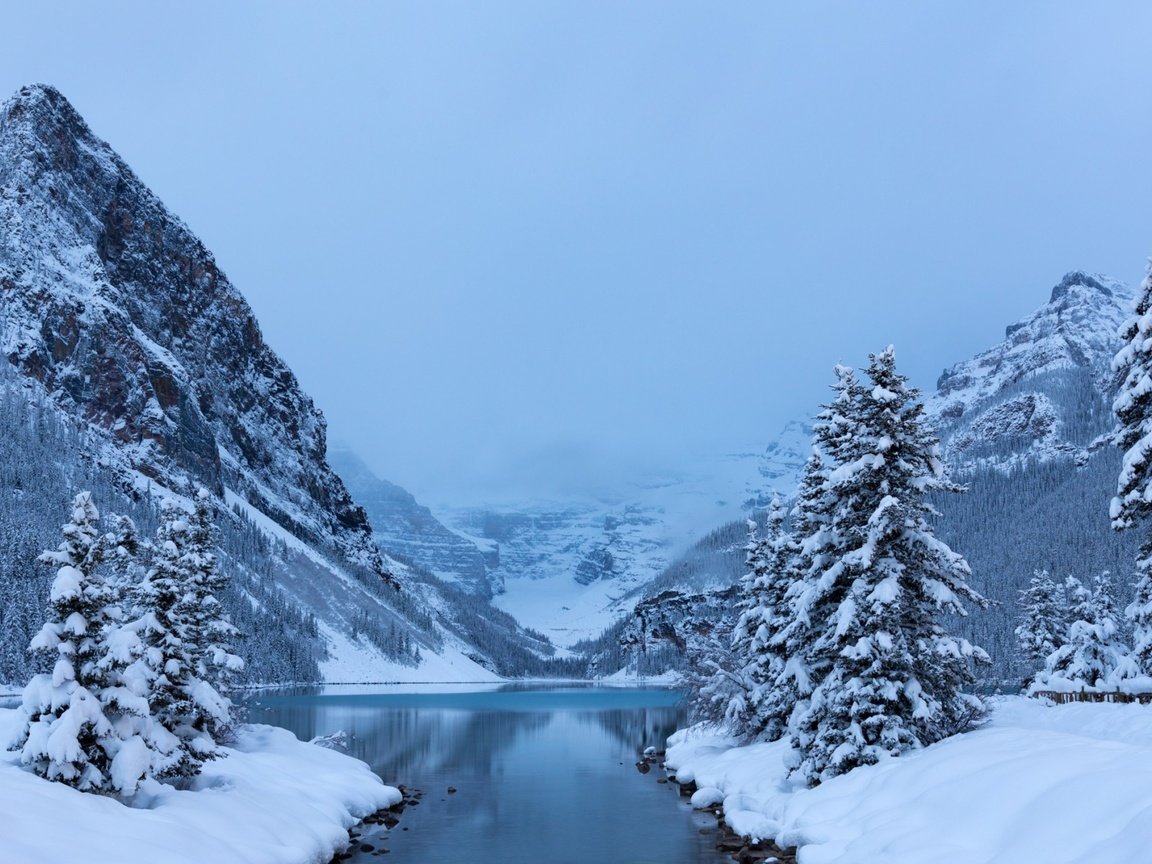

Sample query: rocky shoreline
[638,749,797,864]
[330,785,425,861]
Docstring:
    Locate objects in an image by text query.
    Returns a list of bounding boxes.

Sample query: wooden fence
[1031,690,1152,705]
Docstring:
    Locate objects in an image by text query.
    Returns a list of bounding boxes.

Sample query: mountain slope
[0,84,383,574]
[927,271,1126,467]
[328,448,493,594]
[0,84,498,684]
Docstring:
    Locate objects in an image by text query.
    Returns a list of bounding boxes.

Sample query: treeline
[0,374,323,686]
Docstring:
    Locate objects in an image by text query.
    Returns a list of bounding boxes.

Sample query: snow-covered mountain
[328,448,493,595]
[758,419,814,493]
[428,441,816,646]
[0,84,500,684]
[337,438,802,647]
[927,271,1128,469]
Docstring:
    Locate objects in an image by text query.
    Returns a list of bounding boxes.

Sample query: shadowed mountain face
[0,84,384,576]
[330,448,494,594]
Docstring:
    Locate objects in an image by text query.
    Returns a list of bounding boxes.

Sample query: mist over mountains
[0,83,1141,689]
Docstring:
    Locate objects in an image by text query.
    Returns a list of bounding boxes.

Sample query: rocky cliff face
[329,448,494,594]
[926,271,1129,468]
[0,84,384,577]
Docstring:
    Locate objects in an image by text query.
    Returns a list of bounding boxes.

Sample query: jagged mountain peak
[926,270,1130,470]
[4,83,84,129]
[930,270,1129,427]
[1047,269,1119,305]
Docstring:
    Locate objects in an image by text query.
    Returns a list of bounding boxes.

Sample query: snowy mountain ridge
[926,271,1130,470]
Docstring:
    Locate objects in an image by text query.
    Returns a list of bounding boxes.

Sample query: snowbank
[664,696,1152,864]
[0,707,400,864]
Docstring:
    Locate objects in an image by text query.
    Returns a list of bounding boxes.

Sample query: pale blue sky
[2,2,1151,502]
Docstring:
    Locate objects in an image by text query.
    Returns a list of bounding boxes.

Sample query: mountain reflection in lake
[247,686,730,864]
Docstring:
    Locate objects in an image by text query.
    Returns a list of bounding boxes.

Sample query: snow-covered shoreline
[0,707,401,864]
[664,696,1152,864]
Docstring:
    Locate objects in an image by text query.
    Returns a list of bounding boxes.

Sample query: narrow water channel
[248,685,730,864]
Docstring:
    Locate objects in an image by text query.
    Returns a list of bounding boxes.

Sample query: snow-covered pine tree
[1111,261,1152,679]
[182,488,243,735]
[12,493,121,790]
[1036,578,1133,695]
[103,514,142,586]
[731,495,799,741]
[764,377,858,758]
[1015,569,1068,683]
[723,519,766,729]
[94,512,187,792]
[789,348,988,786]
[683,621,747,728]
[131,498,231,776]
[1034,575,1130,692]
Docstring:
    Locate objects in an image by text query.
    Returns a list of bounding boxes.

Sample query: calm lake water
[247,685,730,864]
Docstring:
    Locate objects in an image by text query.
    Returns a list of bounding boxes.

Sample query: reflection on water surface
[249,685,729,864]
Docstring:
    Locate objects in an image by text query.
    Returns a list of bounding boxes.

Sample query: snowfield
[665,696,1152,864]
[0,707,400,864]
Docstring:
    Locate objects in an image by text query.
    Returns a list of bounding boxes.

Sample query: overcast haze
[2,2,1151,504]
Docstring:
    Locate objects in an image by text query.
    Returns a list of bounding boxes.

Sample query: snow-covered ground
[0,707,400,864]
[665,696,1152,864]
[318,624,501,684]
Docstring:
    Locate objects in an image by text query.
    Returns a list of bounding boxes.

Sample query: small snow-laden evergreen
[8,493,165,793]
[788,348,989,786]
[680,530,747,726]
[1033,574,1132,692]
[1111,261,1152,678]
[731,496,798,741]
[682,615,746,728]
[181,489,244,738]
[12,492,117,790]
[127,497,234,777]
[1125,548,1152,681]
[1015,569,1067,684]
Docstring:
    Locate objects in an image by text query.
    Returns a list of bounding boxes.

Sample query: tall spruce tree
[761,373,860,756]
[789,348,988,786]
[1112,262,1152,679]
[182,488,243,734]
